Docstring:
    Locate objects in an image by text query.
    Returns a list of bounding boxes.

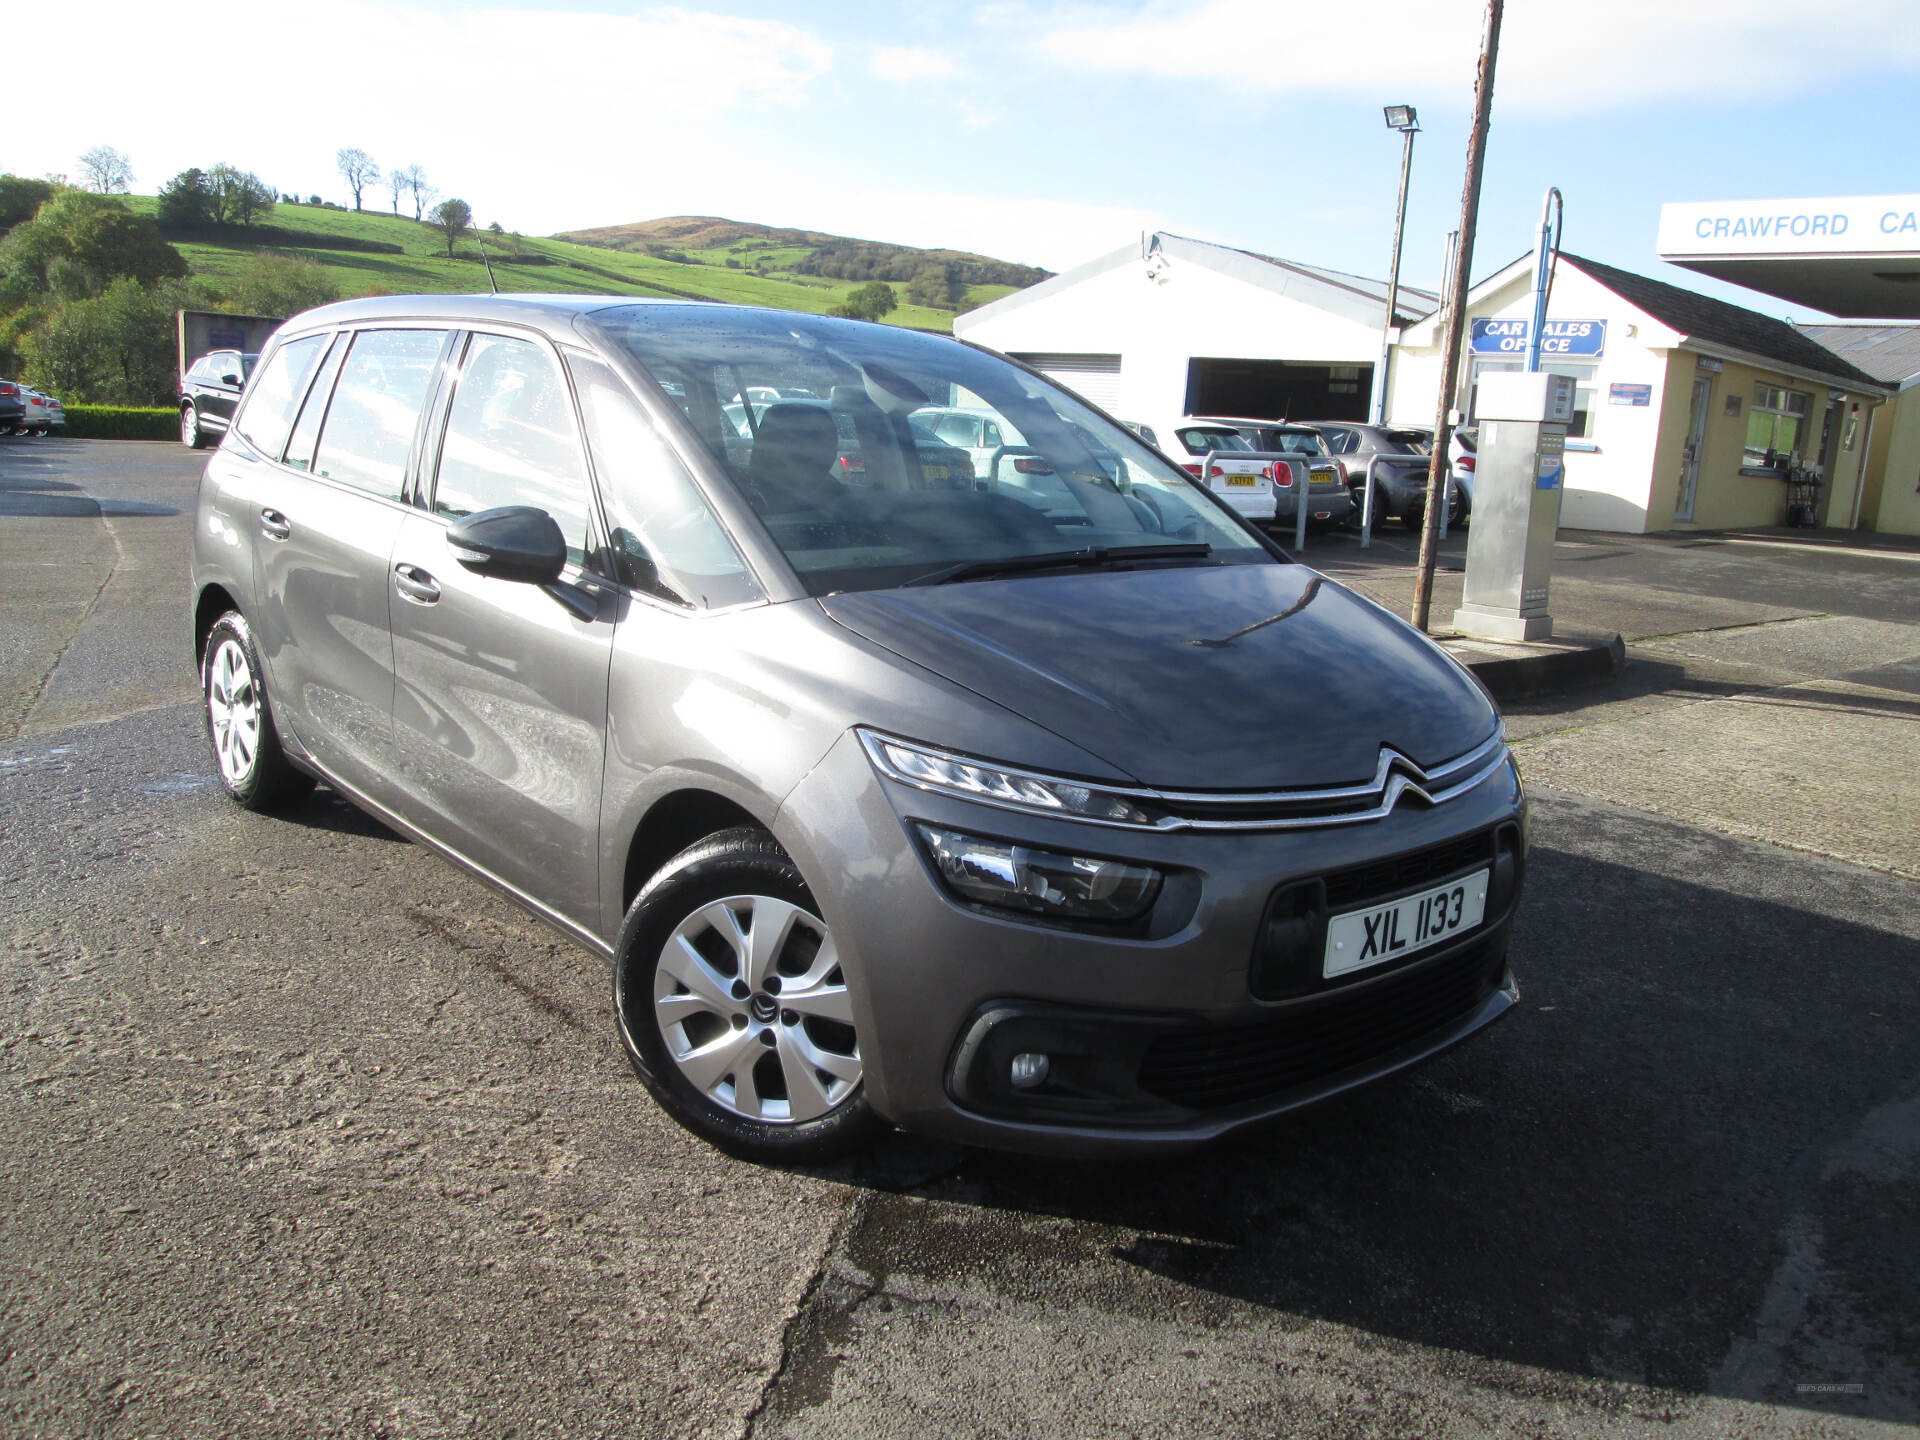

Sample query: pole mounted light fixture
[1370,104,1420,429]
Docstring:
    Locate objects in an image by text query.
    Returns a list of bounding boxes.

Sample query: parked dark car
[1303,421,1466,529]
[0,379,27,434]
[189,295,1526,1162]
[180,349,258,449]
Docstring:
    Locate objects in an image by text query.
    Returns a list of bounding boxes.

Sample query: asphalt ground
[3,438,1916,1439]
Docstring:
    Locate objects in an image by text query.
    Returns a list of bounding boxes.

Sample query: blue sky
[12,0,1918,319]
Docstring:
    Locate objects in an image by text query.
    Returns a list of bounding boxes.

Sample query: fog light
[918,826,1163,922]
[1009,1052,1050,1089]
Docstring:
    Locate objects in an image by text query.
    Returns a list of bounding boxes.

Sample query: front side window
[311,329,447,500]
[432,333,592,565]
[233,334,326,459]
[567,354,759,609]
[590,304,1272,596]
[1745,383,1811,468]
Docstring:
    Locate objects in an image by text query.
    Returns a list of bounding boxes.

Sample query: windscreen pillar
[1451,372,1576,642]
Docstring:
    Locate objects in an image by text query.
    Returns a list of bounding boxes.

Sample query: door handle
[393,563,441,606]
[259,508,291,542]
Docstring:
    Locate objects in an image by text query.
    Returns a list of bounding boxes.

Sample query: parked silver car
[189,295,1526,1161]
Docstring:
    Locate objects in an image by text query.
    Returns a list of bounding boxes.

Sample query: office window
[1744,384,1810,469]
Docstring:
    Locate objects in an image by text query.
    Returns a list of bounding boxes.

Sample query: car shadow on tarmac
[815,825,1919,1425]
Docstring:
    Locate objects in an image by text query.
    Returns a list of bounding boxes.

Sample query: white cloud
[1037,0,1920,112]
[6,1,834,232]
[869,44,962,83]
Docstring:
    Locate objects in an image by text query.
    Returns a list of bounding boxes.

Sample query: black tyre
[614,827,878,1162]
[182,403,209,449]
[201,610,314,811]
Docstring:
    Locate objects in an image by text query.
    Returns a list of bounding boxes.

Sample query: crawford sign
[1469,318,1606,358]
[1657,194,1920,257]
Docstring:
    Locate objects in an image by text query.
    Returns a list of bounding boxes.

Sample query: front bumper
[776,731,1527,1155]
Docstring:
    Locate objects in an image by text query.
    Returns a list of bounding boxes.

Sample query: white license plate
[1324,867,1489,978]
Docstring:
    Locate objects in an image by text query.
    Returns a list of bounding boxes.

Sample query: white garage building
[953,232,1433,432]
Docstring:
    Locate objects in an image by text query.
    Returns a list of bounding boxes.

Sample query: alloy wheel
[653,894,860,1124]
[206,637,262,786]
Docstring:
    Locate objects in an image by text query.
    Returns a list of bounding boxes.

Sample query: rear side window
[568,354,760,610]
[311,329,447,500]
[432,333,593,565]
[1176,427,1250,455]
[232,335,326,458]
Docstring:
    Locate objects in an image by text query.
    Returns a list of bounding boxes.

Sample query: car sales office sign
[1469,318,1606,358]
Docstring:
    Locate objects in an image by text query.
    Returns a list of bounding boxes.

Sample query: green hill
[124,199,1036,332]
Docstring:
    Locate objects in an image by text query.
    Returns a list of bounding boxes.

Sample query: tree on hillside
[228,251,340,318]
[832,281,897,322]
[400,164,436,222]
[157,168,216,225]
[386,168,407,214]
[907,262,963,310]
[0,191,185,308]
[76,146,134,195]
[0,175,56,232]
[429,197,472,259]
[336,148,380,210]
[207,165,276,226]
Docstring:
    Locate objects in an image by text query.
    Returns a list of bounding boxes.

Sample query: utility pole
[1411,0,1502,633]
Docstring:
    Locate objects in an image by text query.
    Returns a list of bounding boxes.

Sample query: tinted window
[433,333,592,564]
[1176,427,1252,454]
[1318,428,1354,455]
[310,329,446,500]
[232,334,327,459]
[567,354,759,609]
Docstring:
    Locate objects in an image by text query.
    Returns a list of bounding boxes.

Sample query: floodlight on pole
[1371,105,1420,427]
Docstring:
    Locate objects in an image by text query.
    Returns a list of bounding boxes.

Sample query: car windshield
[591,305,1273,595]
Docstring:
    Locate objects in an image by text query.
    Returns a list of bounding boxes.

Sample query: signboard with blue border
[1609,383,1652,406]
[1470,318,1607,358]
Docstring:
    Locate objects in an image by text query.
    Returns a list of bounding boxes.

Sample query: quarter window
[232,334,326,459]
[283,334,348,473]
[433,333,593,565]
[310,329,447,500]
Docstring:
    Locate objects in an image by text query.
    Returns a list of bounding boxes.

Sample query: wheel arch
[620,788,768,913]
[193,583,241,666]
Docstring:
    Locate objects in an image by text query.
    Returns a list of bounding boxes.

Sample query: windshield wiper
[906,543,1213,587]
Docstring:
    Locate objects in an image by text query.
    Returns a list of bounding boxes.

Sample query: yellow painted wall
[1644,357,1701,525]
[1680,360,1878,530]
[1866,386,1920,534]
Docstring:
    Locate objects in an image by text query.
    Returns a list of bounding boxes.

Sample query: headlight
[918,826,1163,922]
[859,730,1162,827]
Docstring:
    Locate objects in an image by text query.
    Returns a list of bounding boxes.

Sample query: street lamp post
[1372,105,1420,427]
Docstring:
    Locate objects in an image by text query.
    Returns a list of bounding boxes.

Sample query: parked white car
[1128,419,1280,527]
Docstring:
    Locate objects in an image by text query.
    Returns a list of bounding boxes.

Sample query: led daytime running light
[863,732,1157,827]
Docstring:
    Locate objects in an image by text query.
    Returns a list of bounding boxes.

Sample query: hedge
[62,405,180,440]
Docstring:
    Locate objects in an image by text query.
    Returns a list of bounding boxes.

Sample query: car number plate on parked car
[1323,868,1489,978]
[924,465,950,480]
[1223,475,1259,488]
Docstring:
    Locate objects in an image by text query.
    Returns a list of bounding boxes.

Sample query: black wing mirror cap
[445,506,567,585]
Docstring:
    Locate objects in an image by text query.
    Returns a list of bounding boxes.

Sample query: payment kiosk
[1452,371,1577,642]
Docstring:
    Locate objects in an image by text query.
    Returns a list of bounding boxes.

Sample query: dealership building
[958,198,1920,535]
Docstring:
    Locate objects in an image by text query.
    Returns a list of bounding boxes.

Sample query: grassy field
[123,198,1018,332]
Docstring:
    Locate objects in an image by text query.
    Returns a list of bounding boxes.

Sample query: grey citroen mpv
[190,294,1526,1161]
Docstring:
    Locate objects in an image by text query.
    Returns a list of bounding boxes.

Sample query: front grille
[1323,829,1499,909]
[1141,939,1503,1109]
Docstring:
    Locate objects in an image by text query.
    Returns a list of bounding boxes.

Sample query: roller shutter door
[1010,353,1123,413]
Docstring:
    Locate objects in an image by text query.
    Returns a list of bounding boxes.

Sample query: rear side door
[386,329,615,931]
[251,326,452,799]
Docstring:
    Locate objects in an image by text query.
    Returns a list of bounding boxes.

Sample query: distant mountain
[552,216,1053,298]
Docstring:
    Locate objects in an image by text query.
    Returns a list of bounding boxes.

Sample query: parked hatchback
[190,295,1526,1161]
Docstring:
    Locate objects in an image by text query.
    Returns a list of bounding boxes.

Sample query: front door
[1676,376,1712,522]
[387,331,614,932]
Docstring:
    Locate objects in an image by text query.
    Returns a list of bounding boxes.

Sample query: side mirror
[446,506,566,585]
[221,374,242,387]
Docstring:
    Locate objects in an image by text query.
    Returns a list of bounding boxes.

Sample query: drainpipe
[1848,399,1880,530]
